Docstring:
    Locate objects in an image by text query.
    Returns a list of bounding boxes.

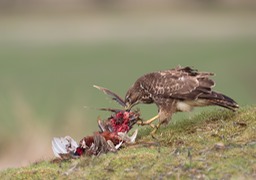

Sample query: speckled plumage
[125,66,239,125]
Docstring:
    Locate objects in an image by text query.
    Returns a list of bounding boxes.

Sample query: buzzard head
[125,84,142,110]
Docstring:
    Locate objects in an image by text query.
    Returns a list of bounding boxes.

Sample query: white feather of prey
[52,136,78,158]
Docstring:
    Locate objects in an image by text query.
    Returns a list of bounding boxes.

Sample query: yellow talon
[136,114,159,126]
[136,114,161,138]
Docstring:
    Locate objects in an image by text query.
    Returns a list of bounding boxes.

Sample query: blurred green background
[0,0,256,170]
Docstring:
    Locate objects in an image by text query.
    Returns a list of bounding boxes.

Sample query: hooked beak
[125,102,131,111]
[125,101,139,111]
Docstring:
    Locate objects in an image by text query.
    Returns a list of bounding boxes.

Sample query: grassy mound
[1,106,256,179]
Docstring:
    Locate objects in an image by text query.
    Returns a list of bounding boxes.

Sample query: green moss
[1,106,256,179]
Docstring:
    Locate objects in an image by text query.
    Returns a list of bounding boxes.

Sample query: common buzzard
[125,66,239,134]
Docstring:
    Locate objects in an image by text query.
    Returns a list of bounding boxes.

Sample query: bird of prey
[124,66,239,135]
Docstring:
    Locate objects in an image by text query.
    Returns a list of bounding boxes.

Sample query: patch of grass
[1,106,255,179]
[0,161,61,180]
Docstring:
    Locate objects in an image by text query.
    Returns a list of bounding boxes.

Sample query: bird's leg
[150,123,161,137]
[137,114,161,138]
[149,122,162,153]
[137,115,162,151]
[137,114,159,126]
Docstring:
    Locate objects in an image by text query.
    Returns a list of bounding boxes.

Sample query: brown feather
[125,66,239,125]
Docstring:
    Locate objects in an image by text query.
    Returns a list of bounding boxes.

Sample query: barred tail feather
[200,91,239,111]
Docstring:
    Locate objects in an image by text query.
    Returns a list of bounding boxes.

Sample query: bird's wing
[140,67,215,100]
[52,136,78,158]
[93,85,126,107]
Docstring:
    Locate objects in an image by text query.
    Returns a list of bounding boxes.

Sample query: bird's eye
[127,97,131,104]
[125,95,130,102]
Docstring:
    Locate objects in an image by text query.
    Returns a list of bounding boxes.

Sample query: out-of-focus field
[0,5,256,170]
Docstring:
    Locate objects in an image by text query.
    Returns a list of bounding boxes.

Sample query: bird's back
[133,66,238,111]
